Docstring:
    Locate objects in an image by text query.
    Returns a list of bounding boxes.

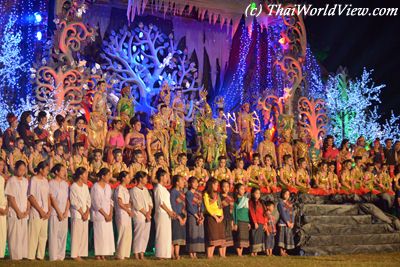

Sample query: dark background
[305,0,399,121]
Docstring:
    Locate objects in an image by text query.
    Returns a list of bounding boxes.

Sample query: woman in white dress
[91,167,115,260]
[5,160,30,260]
[70,167,91,261]
[115,171,133,260]
[48,163,70,261]
[28,161,51,260]
[130,171,153,259]
[0,158,8,258]
[154,168,176,259]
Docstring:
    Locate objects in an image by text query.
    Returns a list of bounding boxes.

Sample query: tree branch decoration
[101,22,202,117]
[33,0,98,116]
[298,97,328,149]
[266,2,307,115]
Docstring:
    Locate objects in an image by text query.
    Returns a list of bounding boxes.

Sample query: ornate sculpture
[101,23,202,118]
[33,0,97,115]
[297,97,327,149]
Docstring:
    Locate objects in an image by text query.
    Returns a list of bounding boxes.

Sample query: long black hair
[172,175,182,188]
[205,177,218,199]
[51,163,64,176]
[34,161,48,174]
[73,167,87,182]
[187,176,198,190]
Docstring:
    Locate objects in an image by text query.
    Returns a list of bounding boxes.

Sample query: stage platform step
[302,243,400,256]
[299,203,400,255]
[303,214,372,225]
[301,223,396,236]
[302,204,359,216]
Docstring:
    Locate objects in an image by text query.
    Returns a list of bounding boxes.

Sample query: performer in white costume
[5,160,30,260]
[153,168,175,259]
[91,167,115,260]
[130,171,153,259]
[115,171,133,260]
[70,167,91,261]
[48,163,70,261]
[28,161,50,260]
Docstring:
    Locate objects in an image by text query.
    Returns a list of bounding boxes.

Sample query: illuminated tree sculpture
[298,97,328,148]
[101,23,202,115]
[324,68,384,143]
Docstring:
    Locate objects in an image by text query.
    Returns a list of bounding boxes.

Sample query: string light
[223,22,251,112]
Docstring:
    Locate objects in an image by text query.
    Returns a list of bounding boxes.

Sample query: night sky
[304,0,399,121]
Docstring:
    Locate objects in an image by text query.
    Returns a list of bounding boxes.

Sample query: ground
[2,253,400,267]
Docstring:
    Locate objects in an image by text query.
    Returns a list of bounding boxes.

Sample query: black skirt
[204,215,225,247]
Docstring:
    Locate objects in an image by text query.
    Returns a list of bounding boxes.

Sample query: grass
[2,253,400,267]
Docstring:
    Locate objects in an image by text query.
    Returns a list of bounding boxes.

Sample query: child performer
[89,149,109,184]
[91,168,115,260]
[0,158,8,258]
[170,175,187,260]
[340,160,354,194]
[70,142,90,173]
[232,183,250,256]
[262,155,280,194]
[28,161,50,260]
[5,160,30,260]
[279,155,298,194]
[9,138,29,171]
[220,180,234,256]
[249,187,265,256]
[212,156,232,183]
[172,153,190,181]
[277,189,295,256]
[247,153,264,187]
[115,171,133,260]
[264,201,277,256]
[232,158,248,186]
[190,156,209,190]
[110,149,128,185]
[129,150,148,179]
[186,177,205,258]
[378,164,394,195]
[203,178,225,259]
[154,168,175,259]
[328,162,340,193]
[70,167,91,261]
[29,140,46,175]
[49,164,70,261]
[131,171,153,259]
[295,158,310,193]
[313,162,330,195]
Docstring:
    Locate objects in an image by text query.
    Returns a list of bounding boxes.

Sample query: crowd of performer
[0,82,400,261]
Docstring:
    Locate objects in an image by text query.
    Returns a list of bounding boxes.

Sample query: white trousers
[7,217,28,260]
[116,221,132,259]
[48,216,68,261]
[0,216,6,258]
[155,212,171,258]
[133,215,151,254]
[71,218,88,258]
[93,221,115,256]
[28,217,48,260]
